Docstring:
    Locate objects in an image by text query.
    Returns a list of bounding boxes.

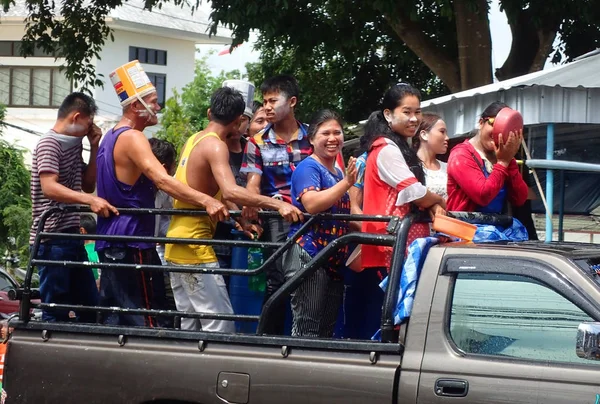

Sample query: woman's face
[478,117,496,152]
[249,107,268,137]
[385,95,422,138]
[421,119,449,155]
[310,119,344,161]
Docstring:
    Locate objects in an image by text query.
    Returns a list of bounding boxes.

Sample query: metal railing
[16,205,416,343]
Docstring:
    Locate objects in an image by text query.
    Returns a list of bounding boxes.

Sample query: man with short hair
[30,92,117,322]
[241,75,312,335]
[96,62,229,327]
[165,86,302,332]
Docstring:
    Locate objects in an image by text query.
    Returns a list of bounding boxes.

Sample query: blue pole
[545,124,554,242]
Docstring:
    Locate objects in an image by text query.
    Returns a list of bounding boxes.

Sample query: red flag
[218,44,241,56]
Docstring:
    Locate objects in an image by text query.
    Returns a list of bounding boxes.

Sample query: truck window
[449,273,597,366]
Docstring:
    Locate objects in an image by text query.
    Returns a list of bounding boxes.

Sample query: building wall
[95,28,197,137]
[1,24,199,164]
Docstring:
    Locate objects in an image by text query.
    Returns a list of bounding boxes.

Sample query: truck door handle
[435,378,469,397]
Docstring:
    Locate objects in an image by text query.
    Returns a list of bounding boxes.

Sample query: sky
[196,0,543,81]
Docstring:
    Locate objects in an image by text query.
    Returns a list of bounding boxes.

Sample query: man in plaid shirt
[241,75,312,335]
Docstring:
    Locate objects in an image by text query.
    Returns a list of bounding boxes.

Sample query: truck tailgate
[4,327,401,404]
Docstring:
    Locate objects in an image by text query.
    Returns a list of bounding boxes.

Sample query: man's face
[134,92,161,126]
[262,91,295,124]
[65,112,93,137]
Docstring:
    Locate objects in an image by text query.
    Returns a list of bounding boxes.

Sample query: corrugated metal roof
[422,50,600,137]
[0,0,231,43]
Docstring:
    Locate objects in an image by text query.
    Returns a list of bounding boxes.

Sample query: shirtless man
[165,86,303,332]
[96,62,229,327]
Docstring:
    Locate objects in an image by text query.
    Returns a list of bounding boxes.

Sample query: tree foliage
[0,105,32,264]
[2,0,598,105]
[210,0,600,94]
[155,55,241,155]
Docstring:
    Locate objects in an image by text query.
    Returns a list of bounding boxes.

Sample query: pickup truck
[3,207,600,404]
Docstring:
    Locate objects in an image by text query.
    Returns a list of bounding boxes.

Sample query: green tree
[155,55,242,154]
[0,105,32,265]
[3,1,598,95]
[210,0,600,93]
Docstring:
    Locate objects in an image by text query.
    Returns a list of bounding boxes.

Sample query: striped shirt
[30,131,85,244]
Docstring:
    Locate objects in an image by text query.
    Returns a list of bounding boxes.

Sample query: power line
[2,121,43,136]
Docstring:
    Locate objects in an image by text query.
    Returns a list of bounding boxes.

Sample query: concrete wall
[1,24,198,164]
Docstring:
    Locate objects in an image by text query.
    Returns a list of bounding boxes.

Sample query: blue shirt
[288,157,350,274]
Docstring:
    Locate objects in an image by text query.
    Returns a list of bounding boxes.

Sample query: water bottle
[247,244,266,293]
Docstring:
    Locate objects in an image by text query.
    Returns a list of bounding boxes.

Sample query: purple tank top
[96,126,156,250]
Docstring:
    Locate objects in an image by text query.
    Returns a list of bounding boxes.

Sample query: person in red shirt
[447,101,528,213]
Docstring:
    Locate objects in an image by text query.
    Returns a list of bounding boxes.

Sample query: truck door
[418,254,600,404]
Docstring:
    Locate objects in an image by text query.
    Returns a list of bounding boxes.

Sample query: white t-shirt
[424,160,448,200]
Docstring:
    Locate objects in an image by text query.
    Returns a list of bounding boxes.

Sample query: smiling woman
[284,109,357,338]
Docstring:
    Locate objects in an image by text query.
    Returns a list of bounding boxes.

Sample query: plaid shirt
[241,121,312,203]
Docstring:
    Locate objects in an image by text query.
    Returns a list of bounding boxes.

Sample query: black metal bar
[257,232,396,335]
[558,170,565,242]
[11,320,403,354]
[30,259,265,276]
[380,214,417,343]
[34,303,259,322]
[37,232,284,248]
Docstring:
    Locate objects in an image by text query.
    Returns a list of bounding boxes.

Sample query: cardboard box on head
[222,80,255,119]
[110,60,157,115]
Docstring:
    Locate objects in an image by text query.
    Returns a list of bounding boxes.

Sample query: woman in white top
[414,112,449,200]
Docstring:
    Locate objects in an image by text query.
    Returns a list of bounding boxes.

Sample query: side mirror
[576,322,600,360]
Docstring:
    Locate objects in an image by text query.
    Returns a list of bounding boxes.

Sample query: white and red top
[362,137,430,270]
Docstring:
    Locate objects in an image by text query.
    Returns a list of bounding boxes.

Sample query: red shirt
[447,140,528,212]
[362,138,430,270]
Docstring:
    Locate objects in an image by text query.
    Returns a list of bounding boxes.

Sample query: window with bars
[129,47,168,66]
[146,72,167,109]
[0,41,61,57]
[0,66,72,107]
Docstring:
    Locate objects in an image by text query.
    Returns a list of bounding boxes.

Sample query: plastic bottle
[247,242,266,293]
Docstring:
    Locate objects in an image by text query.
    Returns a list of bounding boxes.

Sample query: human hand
[235,220,263,240]
[205,198,229,222]
[495,129,522,165]
[90,196,119,218]
[86,124,103,148]
[242,206,260,222]
[277,201,304,222]
[428,203,446,221]
[344,156,357,187]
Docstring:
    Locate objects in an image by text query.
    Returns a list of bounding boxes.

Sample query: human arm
[39,174,117,217]
[446,145,509,208]
[82,124,102,193]
[123,130,229,221]
[206,139,302,222]
[297,157,357,214]
[240,138,263,220]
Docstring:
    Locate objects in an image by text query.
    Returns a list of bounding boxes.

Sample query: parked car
[0,269,40,318]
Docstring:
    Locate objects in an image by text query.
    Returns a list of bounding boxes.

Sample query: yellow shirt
[165,132,222,264]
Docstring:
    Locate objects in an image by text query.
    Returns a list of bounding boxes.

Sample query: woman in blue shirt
[284,109,357,337]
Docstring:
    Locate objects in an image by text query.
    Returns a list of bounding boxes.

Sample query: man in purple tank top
[96,61,229,327]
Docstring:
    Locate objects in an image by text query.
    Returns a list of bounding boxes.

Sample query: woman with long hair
[283,109,357,338]
[446,101,528,213]
[413,112,449,199]
[351,83,445,339]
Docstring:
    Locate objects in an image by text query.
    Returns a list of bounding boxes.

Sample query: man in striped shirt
[30,92,118,322]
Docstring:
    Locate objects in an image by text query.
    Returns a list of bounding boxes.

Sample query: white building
[0,0,230,164]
